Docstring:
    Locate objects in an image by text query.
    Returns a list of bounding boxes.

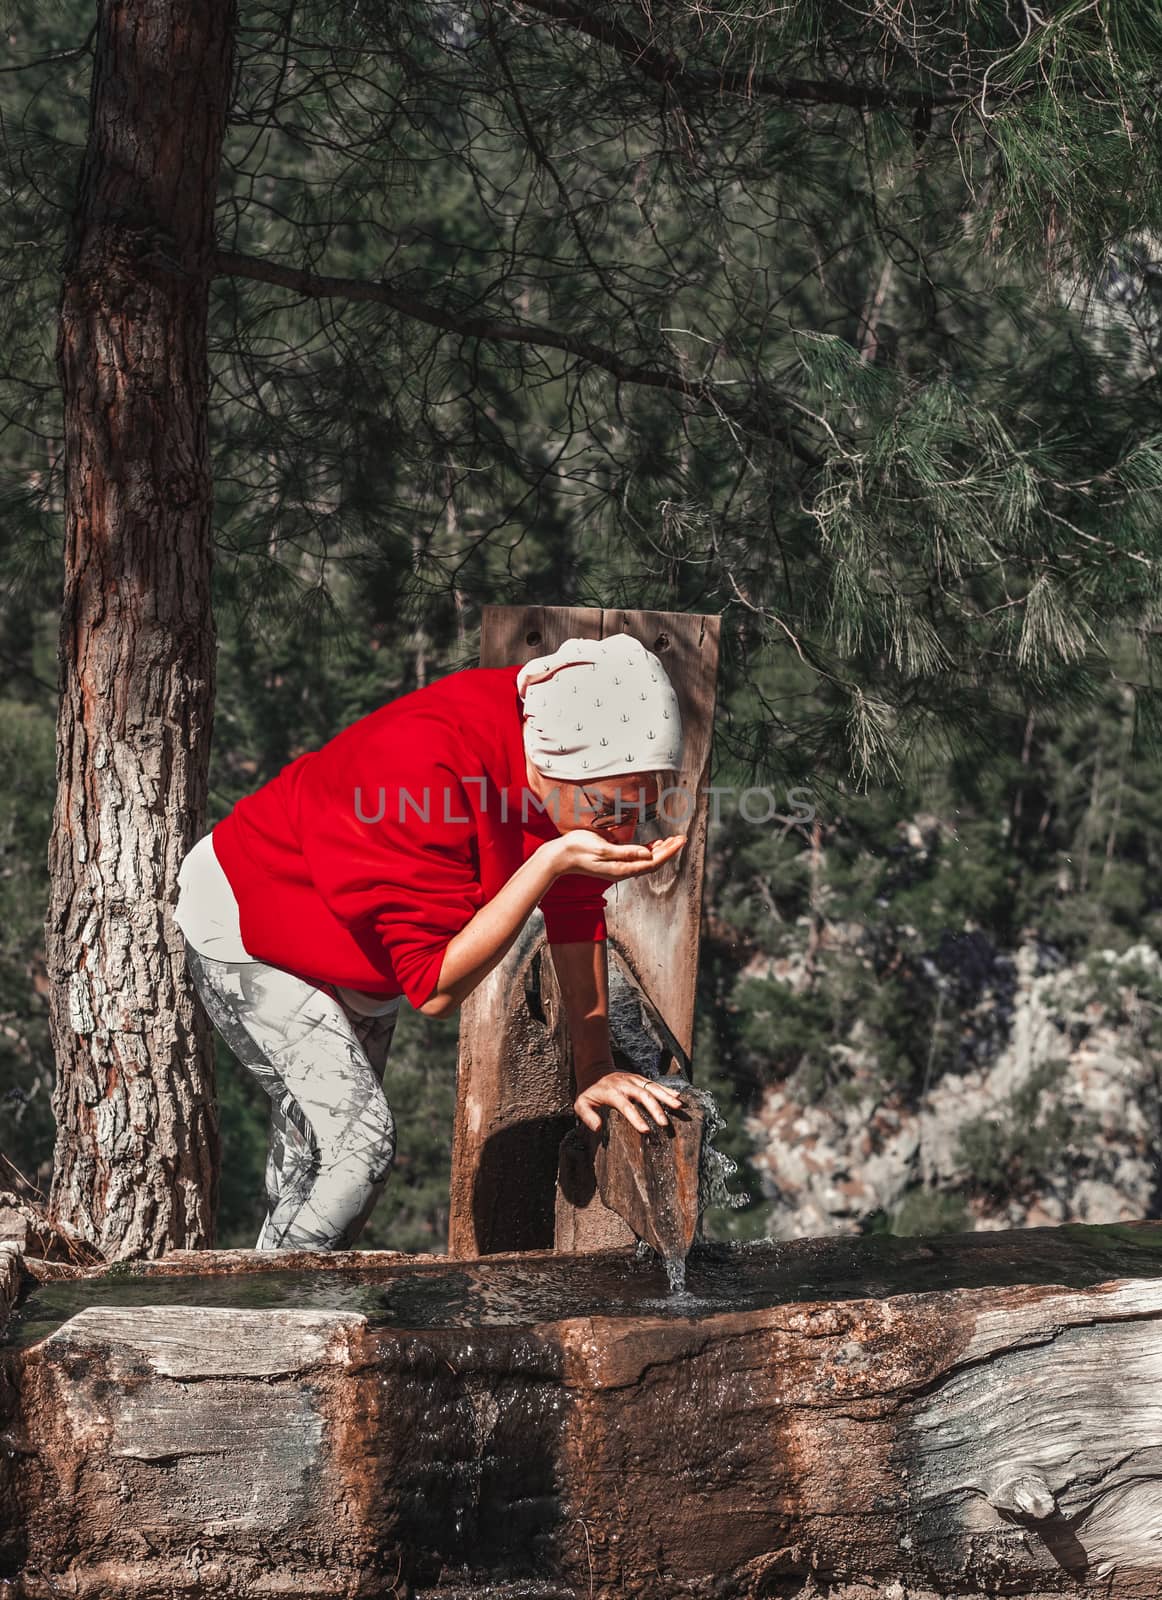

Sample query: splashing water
[679,1079,750,1223]
[636,1072,749,1300]
[631,1239,696,1305]
[603,952,747,1298]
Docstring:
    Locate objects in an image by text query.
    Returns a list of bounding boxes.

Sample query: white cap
[516,634,684,780]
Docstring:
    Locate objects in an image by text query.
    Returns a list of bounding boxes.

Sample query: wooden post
[447,606,720,1257]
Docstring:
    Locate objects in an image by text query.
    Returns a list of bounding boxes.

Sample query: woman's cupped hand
[553,831,686,881]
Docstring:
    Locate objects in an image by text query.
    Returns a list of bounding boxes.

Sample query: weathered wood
[6,1224,1162,1597]
[0,1191,106,1270]
[448,605,602,1258]
[590,1081,704,1259]
[554,1128,637,1252]
[0,1204,27,1255]
[447,908,577,1257]
[449,604,720,1257]
[600,608,720,1068]
[0,1248,21,1335]
[555,970,705,1255]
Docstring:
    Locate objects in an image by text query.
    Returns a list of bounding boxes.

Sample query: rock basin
[4,1225,1162,1598]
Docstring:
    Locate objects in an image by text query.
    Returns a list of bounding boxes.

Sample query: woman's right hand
[551,831,687,881]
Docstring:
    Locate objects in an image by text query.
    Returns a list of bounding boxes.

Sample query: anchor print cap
[516,633,684,781]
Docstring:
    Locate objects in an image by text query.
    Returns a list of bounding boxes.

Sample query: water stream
[604,949,748,1297]
[634,1071,749,1300]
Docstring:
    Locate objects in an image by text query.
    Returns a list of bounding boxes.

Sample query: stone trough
[5,1223,1162,1598]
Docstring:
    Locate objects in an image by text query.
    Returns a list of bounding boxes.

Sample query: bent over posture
[175,632,687,1251]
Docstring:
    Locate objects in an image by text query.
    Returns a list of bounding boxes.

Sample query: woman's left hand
[574,1068,686,1134]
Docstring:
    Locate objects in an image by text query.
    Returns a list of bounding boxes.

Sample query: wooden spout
[557,1080,705,1260]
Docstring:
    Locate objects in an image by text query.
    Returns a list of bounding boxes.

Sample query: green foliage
[0,697,57,1195]
[956,1060,1098,1201]
[4,0,1162,1246]
[864,1190,969,1238]
[212,1006,460,1253]
[355,1011,460,1254]
[212,1032,271,1249]
[7,2,1162,784]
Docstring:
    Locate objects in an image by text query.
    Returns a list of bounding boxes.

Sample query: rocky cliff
[744,938,1162,1238]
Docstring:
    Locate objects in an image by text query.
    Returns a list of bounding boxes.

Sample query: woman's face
[525,757,660,840]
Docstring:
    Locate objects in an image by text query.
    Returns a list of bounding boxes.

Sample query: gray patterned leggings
[185,947,401,1252]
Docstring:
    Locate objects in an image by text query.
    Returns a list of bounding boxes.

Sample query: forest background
[3,0,1162,1252]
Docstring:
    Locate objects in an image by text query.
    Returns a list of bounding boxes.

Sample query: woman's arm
[418,839,567,1017]
[548,938,685,1133]
[421,830,685,1020]
[548,939,614,1091]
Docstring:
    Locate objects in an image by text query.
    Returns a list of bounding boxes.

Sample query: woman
[175,632,688,1252]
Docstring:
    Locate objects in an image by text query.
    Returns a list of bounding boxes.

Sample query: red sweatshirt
[210,662,614,1008]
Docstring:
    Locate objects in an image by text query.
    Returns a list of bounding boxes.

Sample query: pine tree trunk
[46,0,237,1257]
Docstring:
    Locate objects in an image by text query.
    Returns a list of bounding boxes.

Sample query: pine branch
[216,248,722,396]
[512,0,964,112]
[213,248,822,464]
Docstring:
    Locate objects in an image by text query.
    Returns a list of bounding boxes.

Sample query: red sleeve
[300,725,484,1011]
[538,869,613,944]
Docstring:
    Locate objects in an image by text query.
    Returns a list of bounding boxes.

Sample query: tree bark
[46,0,237,1257]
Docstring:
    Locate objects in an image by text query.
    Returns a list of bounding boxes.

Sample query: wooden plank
[448,607,719,1257]
[599,609,720,1071]
[553,1128,637,1253]
[590,1086,705,1261]
[475,602,603,672]
[447,912,576,1257]
[43,1303,365,1378]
